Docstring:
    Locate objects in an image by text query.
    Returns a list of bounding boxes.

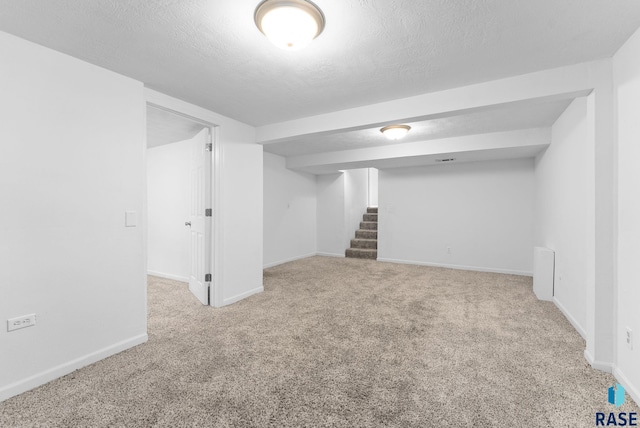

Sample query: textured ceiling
[1,0,639,127]
[264,98,572,157]
[147,107,206,148]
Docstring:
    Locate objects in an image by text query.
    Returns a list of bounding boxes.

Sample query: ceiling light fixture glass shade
[380,124,411,140]
[254,0,325,50]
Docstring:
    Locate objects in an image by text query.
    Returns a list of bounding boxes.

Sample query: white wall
[613,26,640,404]
[0,31,147,401]
[316,173,346,257]
[263,152,317,268]
[378,158,535,275]
[316,169,370,256]
[147,139,194,281]
[534,98,589,337]
[220,142,263,305]
[343,169,369,247]
[368,168,379,207]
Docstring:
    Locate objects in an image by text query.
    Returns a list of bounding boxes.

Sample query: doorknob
[185,221,191,227]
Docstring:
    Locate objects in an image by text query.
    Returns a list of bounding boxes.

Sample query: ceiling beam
[255,60,604,145]
[286,128,550,174]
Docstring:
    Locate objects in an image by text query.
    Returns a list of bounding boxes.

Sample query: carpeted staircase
[345,207,378,259]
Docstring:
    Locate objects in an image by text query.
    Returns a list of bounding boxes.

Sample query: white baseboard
[315,252,345,258]
[584,349,614,373]
[614,366,640,407]
[553,297,587,339]
[376,257,533,277]
[147,270,188,283]
[0,333,148,402]
[222,286,264,306]
[263,253,317,269]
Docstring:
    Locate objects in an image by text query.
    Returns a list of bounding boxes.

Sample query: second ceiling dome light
[254,0,326,50]
[380,125,412,140]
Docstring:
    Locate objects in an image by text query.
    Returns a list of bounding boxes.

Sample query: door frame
[146,101,223,307]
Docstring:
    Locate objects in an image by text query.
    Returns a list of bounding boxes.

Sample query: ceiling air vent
[435,158,456,163]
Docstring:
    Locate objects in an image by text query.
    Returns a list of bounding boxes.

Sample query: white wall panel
[263,152,316,268]
[147,139,192,281]
[378,158,535,275]
[613,26,640,405]
[0,31,146,401]
[534,98,589,337]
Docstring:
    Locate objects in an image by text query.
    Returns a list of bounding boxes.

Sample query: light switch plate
[125,211,137,227]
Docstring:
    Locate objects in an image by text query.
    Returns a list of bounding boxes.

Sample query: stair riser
[360,222,378,230]
[363,214,378,222]
[355,230,377,239]
[350,239,377,249]
[367,207,378,214]
[345,249,378,260]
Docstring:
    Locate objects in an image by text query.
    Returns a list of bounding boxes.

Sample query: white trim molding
[147,271,189,283]
[264,253,318,269]
[0,334,148,402]
[553,297,587,340]
[315,252,346,258]
[222,286,264,306]
[614,367,640,407]
[584,349,614,373]
[377,258,533,277]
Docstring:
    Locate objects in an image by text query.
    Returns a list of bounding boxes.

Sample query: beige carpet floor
[1,256,638,427]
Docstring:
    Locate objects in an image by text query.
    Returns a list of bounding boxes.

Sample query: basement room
[1,1,639,426]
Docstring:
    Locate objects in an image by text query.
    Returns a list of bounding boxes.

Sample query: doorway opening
[146,104,218,306]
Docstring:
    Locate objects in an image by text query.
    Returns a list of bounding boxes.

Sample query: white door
[187,128,211,305]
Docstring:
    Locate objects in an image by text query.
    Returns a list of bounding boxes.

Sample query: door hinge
[206,143,213,152]
[205,208,212,217]
[205,273,212,282]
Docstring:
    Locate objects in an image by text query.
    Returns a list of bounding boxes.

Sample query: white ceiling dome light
[380,124,411,140]
[254,0,325,50]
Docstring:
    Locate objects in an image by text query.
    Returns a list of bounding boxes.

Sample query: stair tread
[347,209,379,259]
[345,248,377,259]
[350,237,377,249]
[355,233,377,239]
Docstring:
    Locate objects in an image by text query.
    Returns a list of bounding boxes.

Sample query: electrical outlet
[626,327,633,350]
[7,314,36,332]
